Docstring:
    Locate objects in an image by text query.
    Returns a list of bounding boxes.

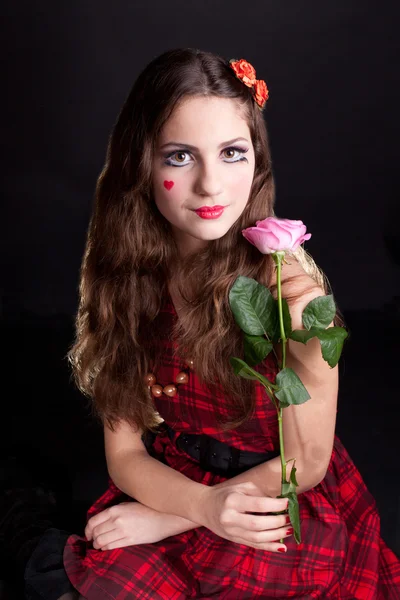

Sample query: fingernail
[277,547,287,553]
[286,527,293,535]
[285,515,291,524]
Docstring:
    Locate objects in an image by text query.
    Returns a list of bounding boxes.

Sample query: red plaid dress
[63,294,400,599]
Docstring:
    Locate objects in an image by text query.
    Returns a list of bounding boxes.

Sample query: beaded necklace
[144,287,195,398]
[144,358,194,398]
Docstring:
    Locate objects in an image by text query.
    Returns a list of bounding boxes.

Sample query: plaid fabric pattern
[64,295,400,599]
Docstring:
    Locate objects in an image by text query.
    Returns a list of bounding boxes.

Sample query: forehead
[158,96,250,146]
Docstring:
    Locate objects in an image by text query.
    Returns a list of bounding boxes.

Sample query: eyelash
[164,146,249,167]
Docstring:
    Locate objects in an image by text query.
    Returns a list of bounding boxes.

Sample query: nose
[194,161,223,198]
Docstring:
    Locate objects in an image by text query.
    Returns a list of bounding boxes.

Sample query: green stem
[275,255,287,481]
[275,254,287,369]
[272,252,289,541]
[278,405,286,484]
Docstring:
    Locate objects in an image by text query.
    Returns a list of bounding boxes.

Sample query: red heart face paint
[163,180,174,191]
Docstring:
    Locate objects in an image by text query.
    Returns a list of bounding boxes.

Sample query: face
[152,96,255,257]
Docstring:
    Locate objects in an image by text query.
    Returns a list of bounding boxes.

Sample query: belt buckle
[175,432,241,474]
[199,435,236,472]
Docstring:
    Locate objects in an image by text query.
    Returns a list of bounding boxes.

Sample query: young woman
[25,48,400,599]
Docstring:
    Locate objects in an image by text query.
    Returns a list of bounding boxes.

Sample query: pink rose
[242,217,312,254]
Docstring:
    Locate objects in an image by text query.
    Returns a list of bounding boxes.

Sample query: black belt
[142,422,279,477]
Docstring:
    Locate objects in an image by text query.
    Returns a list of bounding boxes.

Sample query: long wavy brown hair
[67,48,345,435]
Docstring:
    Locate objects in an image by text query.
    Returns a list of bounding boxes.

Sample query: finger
[85,511,112,540]
[232,537,289,554]
[229,525,293,546]
[92,519,118,541]
[92,529,125,550]
[234,494,288,515]
[233,511,290,532]
[100,537,134,551]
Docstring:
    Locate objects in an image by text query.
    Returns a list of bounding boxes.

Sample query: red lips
[194,206,226,219]
[195,205,225,211]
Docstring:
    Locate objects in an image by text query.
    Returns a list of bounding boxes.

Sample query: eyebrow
[159,137,250,151]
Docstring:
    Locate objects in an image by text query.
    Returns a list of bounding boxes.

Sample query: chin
[196,230,229,242]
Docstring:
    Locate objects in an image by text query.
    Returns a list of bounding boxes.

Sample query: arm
[192,289,337,499]
[110,330,337,540]
[159,289,338,535]
[114,452,210,525]
[107,260,337,536]
[105,420,208,528]
[151,262,338,535]
[233,258,338,497]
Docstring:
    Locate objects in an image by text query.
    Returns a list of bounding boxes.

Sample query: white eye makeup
[163,145,249,167]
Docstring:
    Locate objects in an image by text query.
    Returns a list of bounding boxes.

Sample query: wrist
[188,482,211,526]
[159,512,201,538]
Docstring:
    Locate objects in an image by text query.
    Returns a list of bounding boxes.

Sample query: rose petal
[290,233,312,251]
[242,228,281,254]
[243,217,311,254]
[262,221,294,250]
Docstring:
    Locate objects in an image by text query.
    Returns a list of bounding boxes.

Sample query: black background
[1,1,399,592]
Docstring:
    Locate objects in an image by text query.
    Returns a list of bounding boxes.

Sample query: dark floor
[1,305,400,598]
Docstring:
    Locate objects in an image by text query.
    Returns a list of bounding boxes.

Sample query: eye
[163,146,249,167]
[164,151,190,167]
[222,146,249,162]
[171,151,189,164]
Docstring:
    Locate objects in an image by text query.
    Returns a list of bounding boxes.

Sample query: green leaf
[288,490,301,544]
[290,464,299,488]
[289,327,348,368]
[281,475,298,497]
[243,334,273,367]
[271,320,281,345]
[302,295,336,330]
[289,328,320,344]
[317,327,348,368]
[230,357,277,396]
[229,276,278,337]
[277,489,301,545]
[275,368,311,407]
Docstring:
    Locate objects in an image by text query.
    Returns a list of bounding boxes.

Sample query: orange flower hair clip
[229,58,269,110]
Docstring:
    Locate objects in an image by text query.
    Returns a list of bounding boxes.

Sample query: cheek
[229,171,253,198]
[154,179,181,213]
[163,180,175,191]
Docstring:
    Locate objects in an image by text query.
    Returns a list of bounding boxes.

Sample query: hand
[84,501,167,551]
[197,481,292,552]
